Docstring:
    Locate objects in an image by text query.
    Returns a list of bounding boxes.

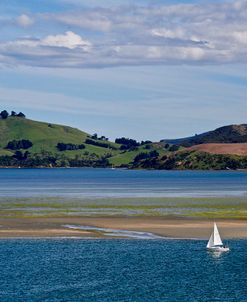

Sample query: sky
[1,0,247,141]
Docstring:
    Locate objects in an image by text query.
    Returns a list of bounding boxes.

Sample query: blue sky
[1,0,247,140]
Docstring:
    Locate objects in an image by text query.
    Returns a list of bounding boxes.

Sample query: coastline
[0,216,246,239]
[0,166,247,171]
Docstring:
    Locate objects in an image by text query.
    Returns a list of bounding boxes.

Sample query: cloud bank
[1,1,247,68]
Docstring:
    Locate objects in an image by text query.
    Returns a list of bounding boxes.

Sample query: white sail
[206,223,229,251]
[213,223,223,246]
[207,223,223,248]
[206,232,214,248]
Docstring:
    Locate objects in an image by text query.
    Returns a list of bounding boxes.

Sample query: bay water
[0,169,246,301]
[0,239,246,301]
[0,168,247,198]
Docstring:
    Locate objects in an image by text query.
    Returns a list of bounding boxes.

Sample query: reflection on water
[207,250,225,259]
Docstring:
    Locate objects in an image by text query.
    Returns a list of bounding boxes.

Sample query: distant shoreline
[0,166,247,171]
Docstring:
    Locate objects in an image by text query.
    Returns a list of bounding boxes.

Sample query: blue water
[0,169,246,301]
[0,239,246,302]
[0,168,247,197]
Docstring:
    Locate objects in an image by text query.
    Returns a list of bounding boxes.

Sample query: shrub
[57,143,85,151]
[0,110,9,119]
[85,139,116,149]
[6,139,33,150]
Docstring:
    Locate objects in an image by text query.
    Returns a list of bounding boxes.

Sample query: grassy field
[109,143,167,166]
[0,117,121,158]
[0,117,168,166]
[2,117,247,170]
[1,196,246,219]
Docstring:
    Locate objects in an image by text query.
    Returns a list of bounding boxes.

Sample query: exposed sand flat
[0,217,246,239]
[188,143,247,156]
[0,229,92,238]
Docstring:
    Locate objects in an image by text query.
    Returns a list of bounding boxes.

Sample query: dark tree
[134,150,159,163]
[92,133,98,139]
[140,140,152,145]
[57,143,85,151]
[11,111,17,117]
[149,150,159,158]
[85,139,116,149]
[168,145,179,152]
[23,151,30,160]
[115,137,139,146]
[14,151,24,160]
[115,137,140,150]
[98,135,109,141]
[6,139,33,150]
[0,110,9,119]
[134,152,149,162]
[17,112,26,118]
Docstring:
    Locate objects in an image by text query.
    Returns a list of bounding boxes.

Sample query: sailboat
[206,222,230,252]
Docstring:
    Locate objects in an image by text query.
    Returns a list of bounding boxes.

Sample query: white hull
[207,246,230,252]
[206,223,230,252]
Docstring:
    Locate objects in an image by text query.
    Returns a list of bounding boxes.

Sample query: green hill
[0,115,167,168]
[0,117,87,153]
[0,116,122,166]
[161,124,247,147]
[2,114,247,170]
[0,117,120,156]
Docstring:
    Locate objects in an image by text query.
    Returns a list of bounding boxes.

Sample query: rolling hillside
[1,114,247,169]
[0,117,119,157]
[0,117,87,153]
[0,115,167,167]
[162,124,247,147]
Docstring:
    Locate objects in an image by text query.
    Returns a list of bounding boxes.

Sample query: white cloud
[2,1,247,68]
[16,14,33,27]
[3,31,91,51]
[151,28,186,40]
[41,31,92,50]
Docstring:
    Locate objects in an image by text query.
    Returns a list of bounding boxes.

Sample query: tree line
[0,152,110,168]
[56,143,86,151]
[0,110,26,119]
[6,139,33,150]
[85,138,117,149]
[133,150,159,162]
[115,137,152,150]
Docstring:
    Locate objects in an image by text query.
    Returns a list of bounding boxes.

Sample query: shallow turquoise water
[0,239,246,302]
[0,168,247,197]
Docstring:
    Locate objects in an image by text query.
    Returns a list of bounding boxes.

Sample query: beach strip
[0,217,246,239]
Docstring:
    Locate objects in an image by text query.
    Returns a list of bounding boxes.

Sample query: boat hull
[207,246,230,252]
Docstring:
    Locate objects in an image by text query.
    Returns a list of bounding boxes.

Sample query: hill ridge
[1,115,247,169]
[161,124,247,147]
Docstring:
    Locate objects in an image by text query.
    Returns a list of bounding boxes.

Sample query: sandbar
[0,216,246,239]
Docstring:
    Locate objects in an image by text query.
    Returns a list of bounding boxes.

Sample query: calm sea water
[0,168,247,198]
[0,239,246,302]
[1,169,246,301]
